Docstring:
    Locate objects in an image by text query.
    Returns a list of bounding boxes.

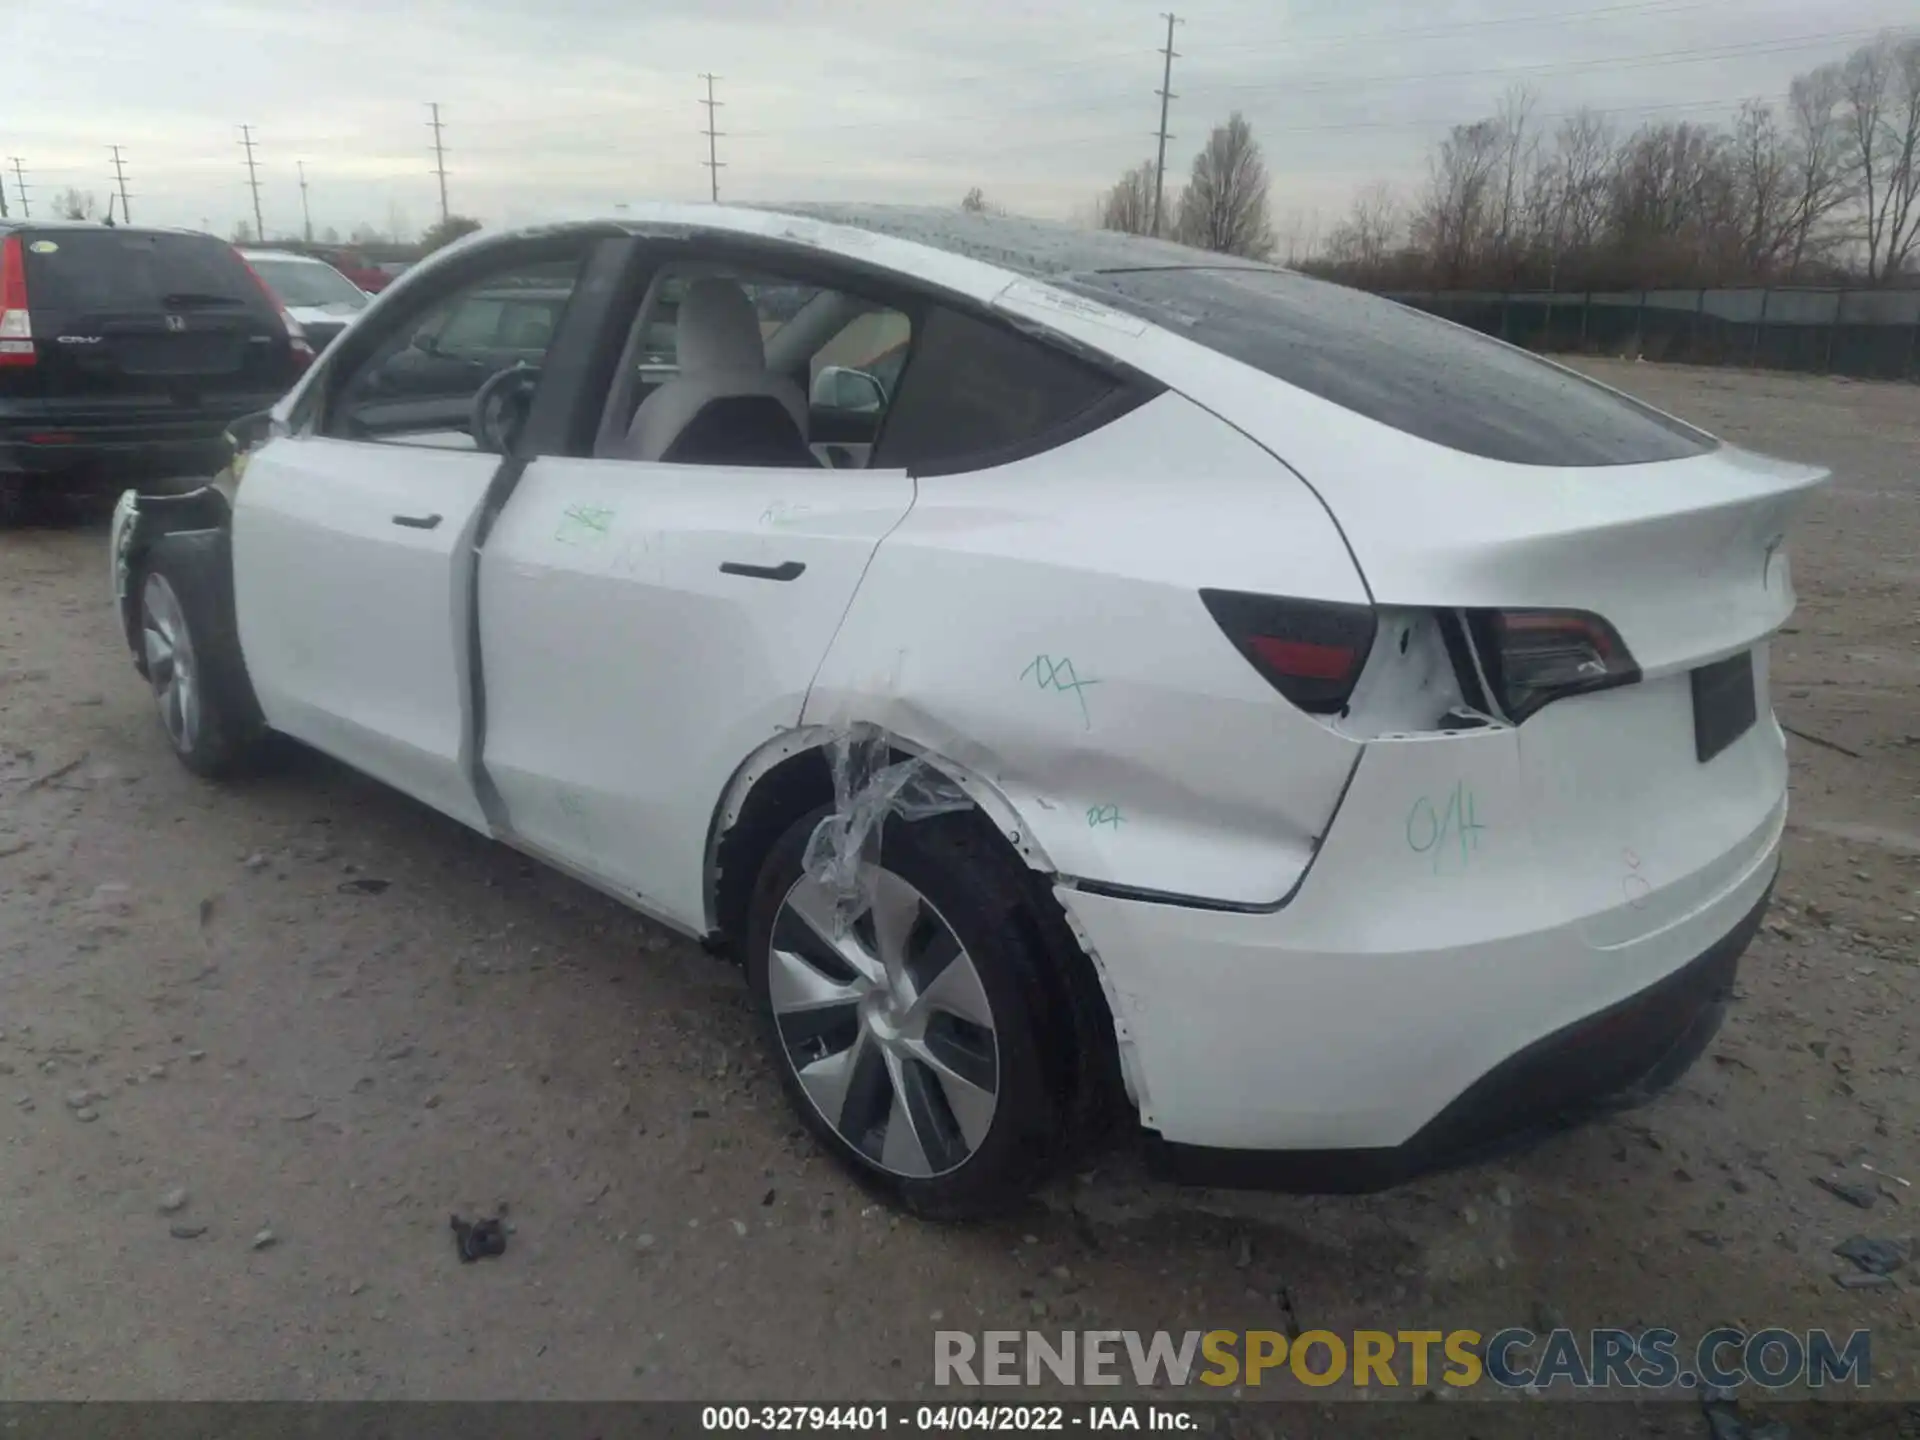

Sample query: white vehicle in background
[239,248,370,352]
[110,204,1824,1218]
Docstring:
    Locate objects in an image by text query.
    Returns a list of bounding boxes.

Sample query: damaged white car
[109,204,1825,1217]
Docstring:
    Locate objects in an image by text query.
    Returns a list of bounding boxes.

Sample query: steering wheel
[469,362,541,454]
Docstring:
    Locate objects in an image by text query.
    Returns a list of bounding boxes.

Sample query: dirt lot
[0,360,1916,1409]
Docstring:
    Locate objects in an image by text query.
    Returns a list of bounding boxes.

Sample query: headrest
[677,278,765,375]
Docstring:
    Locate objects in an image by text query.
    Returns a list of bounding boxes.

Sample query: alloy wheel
[141,572,200,755]
[768,866,999,1178]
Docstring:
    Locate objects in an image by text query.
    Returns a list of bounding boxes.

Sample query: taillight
[0,235,35,368]
[232,246,315,370]
[1201,588,1377,714]
[1470,608,1639,722]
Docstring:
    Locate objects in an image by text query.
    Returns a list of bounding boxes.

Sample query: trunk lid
[19,228,300,419]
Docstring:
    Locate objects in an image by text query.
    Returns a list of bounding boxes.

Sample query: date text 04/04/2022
[699,1404,1197,1431]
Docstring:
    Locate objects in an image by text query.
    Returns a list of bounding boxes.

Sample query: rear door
[19,228,299,430]
[476,259,918,929]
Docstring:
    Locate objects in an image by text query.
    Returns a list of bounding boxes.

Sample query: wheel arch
[705,726,1130,1140]
[113,485,235,671]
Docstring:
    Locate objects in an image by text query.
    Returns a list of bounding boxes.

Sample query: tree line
[1088,30,1920,290]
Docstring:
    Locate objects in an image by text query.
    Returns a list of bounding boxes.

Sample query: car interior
[593,263,913,470]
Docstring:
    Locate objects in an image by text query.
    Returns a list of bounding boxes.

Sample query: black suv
[0,221,311,521]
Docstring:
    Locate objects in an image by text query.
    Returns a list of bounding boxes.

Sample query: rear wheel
[746,804,1072,1219]
[137,539,272,778]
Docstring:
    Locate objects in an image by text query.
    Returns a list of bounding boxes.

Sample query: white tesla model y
[110,204,1825,1216]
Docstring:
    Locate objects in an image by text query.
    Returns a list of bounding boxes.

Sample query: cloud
[3,0,1910,238]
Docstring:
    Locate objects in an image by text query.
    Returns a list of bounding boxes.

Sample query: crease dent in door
[462,454,531,838]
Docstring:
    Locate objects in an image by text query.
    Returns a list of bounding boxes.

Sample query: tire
[135,534,272,779]
[746,802,1073,1219]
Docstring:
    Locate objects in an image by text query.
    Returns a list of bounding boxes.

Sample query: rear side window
[21,230,267,315]
[1063,268,1713,466]
[875,306,1123,475]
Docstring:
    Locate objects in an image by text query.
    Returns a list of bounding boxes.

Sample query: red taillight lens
[0,234,36,367]
[1201,588,1377,714]
[1472,608,1639,721]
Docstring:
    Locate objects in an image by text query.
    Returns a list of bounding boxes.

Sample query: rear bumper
[1142,879,1767,1192]
[1,429,231,484]
[1,399,281,485]
[1054,775,1784,1189]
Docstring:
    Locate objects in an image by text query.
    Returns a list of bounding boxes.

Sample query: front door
[231,244,593,831]
[233,437,498,829]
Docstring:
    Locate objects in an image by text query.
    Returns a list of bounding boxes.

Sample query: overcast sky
[3,0,1914,244]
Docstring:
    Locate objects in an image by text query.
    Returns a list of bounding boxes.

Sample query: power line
[729,21,1879,139]
[7,158,28,220]
[238,125,264,242]
[1151,12,1183,238]
[298,160,313,243]
[428,103,450,225]
[699,73,725,202]
[109,145,131,225]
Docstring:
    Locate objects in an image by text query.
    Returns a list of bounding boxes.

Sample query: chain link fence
[1385,287,1920,382]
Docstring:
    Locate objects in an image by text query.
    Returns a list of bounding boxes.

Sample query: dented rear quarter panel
[804,390,1370,907]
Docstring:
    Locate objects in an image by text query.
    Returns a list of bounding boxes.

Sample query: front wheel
[746,804,1073,1219]
[137,538,271,778]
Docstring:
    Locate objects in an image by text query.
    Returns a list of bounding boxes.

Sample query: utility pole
[1151,12,1183,239]
[698,74,725,202]
[428,103,450,225]
[298,161,313,243]
[238,125,265,242]
[109,145,132,224]
[7,158,28,220]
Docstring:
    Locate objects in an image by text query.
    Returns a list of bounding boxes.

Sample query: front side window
[592,263,912,470]
[324,257,582,450]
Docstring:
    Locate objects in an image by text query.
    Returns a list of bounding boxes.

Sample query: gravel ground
[0,359,1915,1407]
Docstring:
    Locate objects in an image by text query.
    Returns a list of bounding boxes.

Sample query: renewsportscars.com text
[934,1328,1872,1391]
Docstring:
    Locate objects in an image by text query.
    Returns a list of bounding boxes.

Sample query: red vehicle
[308,247,395,293]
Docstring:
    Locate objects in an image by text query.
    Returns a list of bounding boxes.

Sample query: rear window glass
[1061,268,1713,466]
[21,230,267,314]
[246,257,368,310]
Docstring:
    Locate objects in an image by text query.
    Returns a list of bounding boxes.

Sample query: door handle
[719,559,805,582]
[392,513,443,530]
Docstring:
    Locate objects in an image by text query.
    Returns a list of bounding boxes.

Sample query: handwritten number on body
[1405,781,1485,874]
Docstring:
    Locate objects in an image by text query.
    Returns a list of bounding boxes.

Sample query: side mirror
[811,365,885,413]
[409,327,439,355]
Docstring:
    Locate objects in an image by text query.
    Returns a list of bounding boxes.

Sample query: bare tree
[960,186,988,213]
[54,187,97,221]
[1551,109,1618,261]
[1729,100,1794,273]
[1492,86,1542,274]
[1778,66,1855,277]
[1837,33,1920,282]
[1326,182,1401,268]
[1098,160,1158,236]
[1413,119,1503,283]
[1275,207,1323,265]
[1174,113,1276,258]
